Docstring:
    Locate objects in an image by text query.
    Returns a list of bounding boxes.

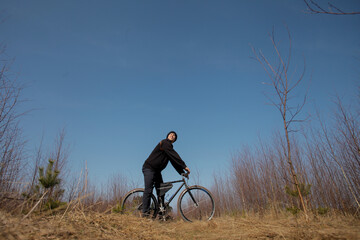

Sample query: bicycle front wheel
[177,186,215,222]
[121,188,158,218]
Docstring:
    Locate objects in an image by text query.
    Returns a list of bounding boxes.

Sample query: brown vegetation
[1,210,359,240]
[0,43,26,200]
[211,95,360,218]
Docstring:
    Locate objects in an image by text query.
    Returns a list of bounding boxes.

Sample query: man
[142,131,190,217]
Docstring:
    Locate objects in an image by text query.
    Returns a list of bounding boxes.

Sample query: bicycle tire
[121,188,159,218]
[177,185,215,222]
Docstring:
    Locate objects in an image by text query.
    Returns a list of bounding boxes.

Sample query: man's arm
[162,140,188,174]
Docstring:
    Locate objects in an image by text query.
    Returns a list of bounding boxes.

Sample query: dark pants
[142,168,164,215]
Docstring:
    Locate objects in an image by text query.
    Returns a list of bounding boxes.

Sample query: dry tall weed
[1,210,359,240]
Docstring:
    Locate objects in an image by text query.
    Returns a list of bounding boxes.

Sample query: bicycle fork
[187,190,199,207]
[183,179,199,208]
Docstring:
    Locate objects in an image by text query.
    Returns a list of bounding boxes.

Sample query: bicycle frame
[162,177,187,207]
[160,175,198,209]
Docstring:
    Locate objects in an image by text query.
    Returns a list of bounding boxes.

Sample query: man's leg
[142,168,155,217]
[154,172,164,209]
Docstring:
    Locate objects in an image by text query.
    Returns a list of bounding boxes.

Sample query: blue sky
[1,0,359,188]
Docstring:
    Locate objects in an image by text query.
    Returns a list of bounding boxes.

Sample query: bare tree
[0,43,26,196]
[304,0,360,15]
[107,172,129,204]
[332,97,360,210]
[26,134,44,197]
[51,128,69,175]
[251,27,309,219]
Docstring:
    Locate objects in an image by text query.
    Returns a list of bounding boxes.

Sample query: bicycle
[121,173,215,222]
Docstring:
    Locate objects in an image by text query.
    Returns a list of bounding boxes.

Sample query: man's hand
[185,167,190,173]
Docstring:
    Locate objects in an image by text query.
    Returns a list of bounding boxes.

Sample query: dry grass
[1,210,359,240]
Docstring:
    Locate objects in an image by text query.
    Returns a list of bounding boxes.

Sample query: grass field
[1,210,359,240]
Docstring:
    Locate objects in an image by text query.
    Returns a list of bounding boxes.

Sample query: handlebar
[181,172,190,179]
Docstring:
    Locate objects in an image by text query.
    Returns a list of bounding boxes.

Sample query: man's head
[167,131,177,143]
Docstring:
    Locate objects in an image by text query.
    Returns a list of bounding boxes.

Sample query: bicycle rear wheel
[121,188,158,218]
[177,186,215,222]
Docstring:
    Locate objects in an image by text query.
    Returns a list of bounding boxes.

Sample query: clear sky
[1,0,359,188]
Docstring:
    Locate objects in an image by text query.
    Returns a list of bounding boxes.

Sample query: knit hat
[166,131,177,142]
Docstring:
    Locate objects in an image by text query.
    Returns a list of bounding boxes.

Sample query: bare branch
[304,0,360,15]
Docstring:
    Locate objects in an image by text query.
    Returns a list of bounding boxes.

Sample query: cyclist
[142,131,190,218]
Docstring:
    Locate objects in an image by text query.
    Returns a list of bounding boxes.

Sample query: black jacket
[143,139,187,175]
